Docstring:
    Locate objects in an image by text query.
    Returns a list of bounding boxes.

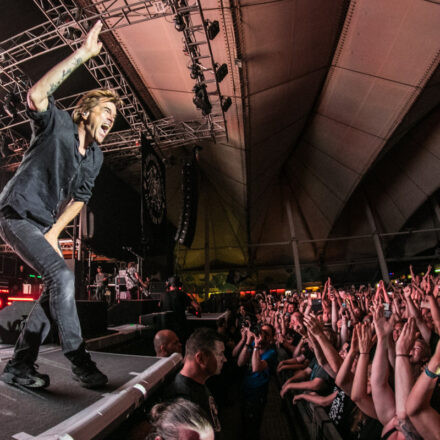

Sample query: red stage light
[7,297,35,302]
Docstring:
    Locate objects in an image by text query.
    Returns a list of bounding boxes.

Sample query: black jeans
[0,211,83,366]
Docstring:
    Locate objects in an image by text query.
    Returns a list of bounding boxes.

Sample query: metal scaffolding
[0,0,227,170]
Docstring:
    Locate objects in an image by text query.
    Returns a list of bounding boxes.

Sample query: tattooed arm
[27,21,103,112]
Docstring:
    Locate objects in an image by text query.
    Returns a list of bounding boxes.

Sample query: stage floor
[0,346,177,440]
[186,311,228,321]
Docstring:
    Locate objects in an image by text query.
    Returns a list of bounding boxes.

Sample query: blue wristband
[424,367,440,379]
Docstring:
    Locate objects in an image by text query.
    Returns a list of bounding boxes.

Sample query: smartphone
[342,302,346,308]
[383,303,390,311]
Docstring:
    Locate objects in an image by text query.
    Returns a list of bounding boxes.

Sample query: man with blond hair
[0,21,120,389]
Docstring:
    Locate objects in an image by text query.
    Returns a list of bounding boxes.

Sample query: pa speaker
[175,157,198,248]
[108,300,160,326]
[0,300,108,345]
[0,301,35,344]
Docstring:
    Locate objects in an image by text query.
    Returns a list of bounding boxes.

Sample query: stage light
[3,92,20,119]
[189,63,202,79]
[63,26,82,41]
[215,63,228,83]
[221,96,232,112]
[205,20,220,40]
[193,83,211,115]
[174,14,185,31]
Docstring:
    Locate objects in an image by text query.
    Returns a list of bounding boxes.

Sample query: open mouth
[100,123,110,137]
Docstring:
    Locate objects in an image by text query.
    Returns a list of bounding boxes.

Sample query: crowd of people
[144,265,440,440]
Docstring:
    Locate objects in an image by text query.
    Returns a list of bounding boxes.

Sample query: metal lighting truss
[169,0,228,136]
[0,0,226,168]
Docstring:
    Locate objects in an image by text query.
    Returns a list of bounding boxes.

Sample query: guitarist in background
[125,262,146,300]
[94,266,108,301]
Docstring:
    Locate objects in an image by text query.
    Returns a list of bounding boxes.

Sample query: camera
[250,323,261,336]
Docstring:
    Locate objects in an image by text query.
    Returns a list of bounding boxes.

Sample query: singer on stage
[0,21,120,389]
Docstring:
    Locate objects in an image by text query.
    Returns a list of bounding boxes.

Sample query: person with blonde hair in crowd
[146,398,214,440]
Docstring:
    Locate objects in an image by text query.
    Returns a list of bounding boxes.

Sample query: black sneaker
[1,360,50,388]
[72,360,108,388]
[66,342,108,388]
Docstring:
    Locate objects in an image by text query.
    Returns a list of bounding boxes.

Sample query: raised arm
[237,329,253,367]
[335,327,358,395]
[406,338,440,440]
[304,314,342,375]
[351,323,377,419]
[28,21,103,112]
[403,286,431,344]
[428,281,440,333]
[251,333,268,373]
[330,289,338,333]
[371,304,396,427]
[394,318,421,438]
[307,332,336,379]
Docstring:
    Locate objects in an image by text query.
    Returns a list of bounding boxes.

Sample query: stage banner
[141,135,166,254]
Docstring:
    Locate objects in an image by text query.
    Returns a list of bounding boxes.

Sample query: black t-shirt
[164,373,221,433]
[328,386,356,438]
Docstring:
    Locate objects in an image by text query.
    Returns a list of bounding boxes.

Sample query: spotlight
[221,96,232,113]
[205,20,220,40]
[189,63,202,80]
[174,14,186,31]
[215,63,228,83]
[3,92,20,119]
[63,26,82,41]
[193,83,212,116]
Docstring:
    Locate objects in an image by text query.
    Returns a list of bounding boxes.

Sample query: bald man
[154,329,183,357]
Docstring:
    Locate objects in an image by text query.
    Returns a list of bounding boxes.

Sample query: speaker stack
[175,156,198,248]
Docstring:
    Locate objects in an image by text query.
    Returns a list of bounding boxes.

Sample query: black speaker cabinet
[107,299,160,326]
[0,300,107,344]
[0,301,35,344]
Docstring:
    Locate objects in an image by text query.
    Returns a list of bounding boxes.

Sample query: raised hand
[303,314,323,336]
[403,286,412,300]
[246,329,254,345]
[395,317,416,356]
[357,322,374,354]
[254,333,263,347]
[348,325,360,355]
[372,303,394,340]
[80,20,103,58]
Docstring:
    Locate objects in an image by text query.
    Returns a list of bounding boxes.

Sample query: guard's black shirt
[0,96,103,228]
